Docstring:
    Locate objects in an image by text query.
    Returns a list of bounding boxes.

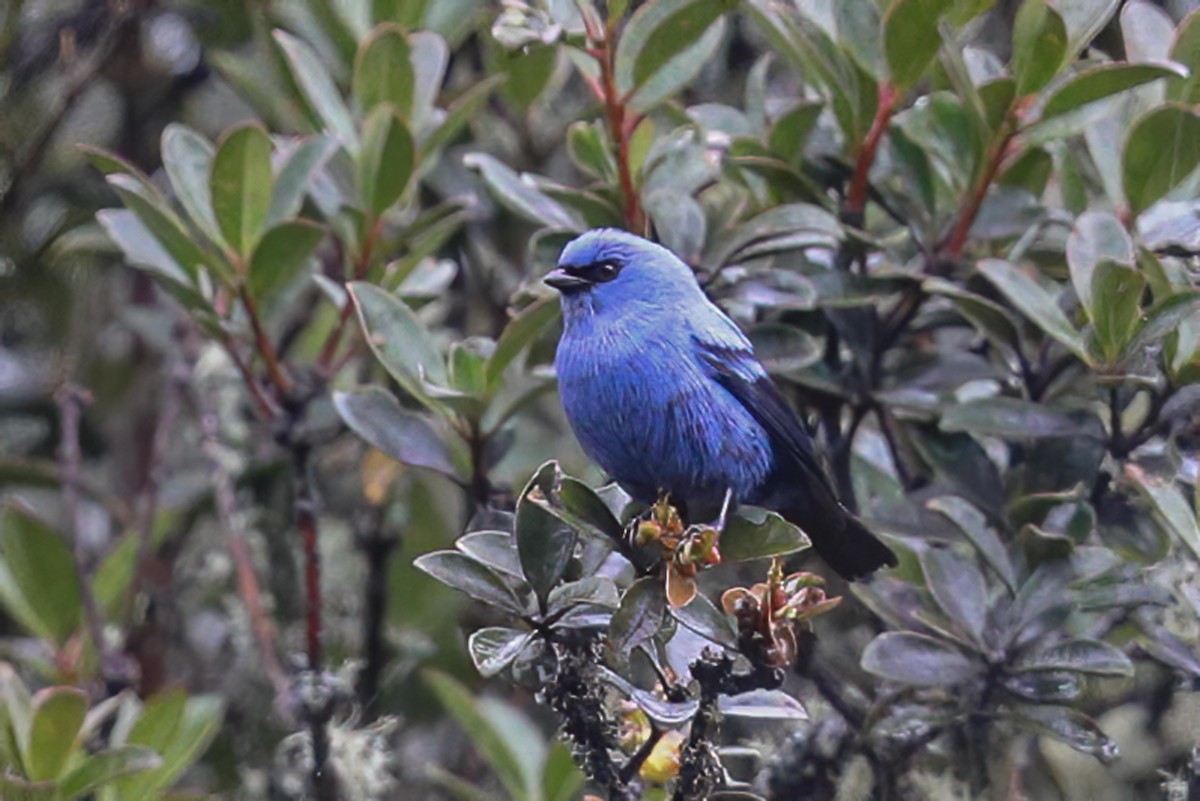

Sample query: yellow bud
[640,731,686,785]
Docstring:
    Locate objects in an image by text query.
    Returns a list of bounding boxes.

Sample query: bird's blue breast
[554,312,775,507]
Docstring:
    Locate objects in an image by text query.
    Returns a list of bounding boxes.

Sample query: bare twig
[356,509,396,720]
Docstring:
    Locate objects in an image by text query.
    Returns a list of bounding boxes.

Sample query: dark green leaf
[353,24,414,116]
[1002,670,1083,701]
[920,545,989,646]
[1122,104,1200,217]
[486,297,560,389]
[620,0,734,90]
[768,101,823,166]
[1011,0,1067,96]
[358,105,416,217]
[467,628,533,677]
[413,551,530,615]
[883,0,954,90]
[940,397,1085,439]
[1090,260,1146,363]
[720,506,811,562]
[267,135,339,226]
[210,123,273,258]
[1066,210,1133,314]
[59,747,161,798]
[566,121,616,181]
[926,496,1016,592]
[115,692,223,801]
[861,632,980,686]
[609,577,666,654]
[547,577,619,614]
[977,258,1089,360]
[349,281,447,401]
[273,30,358,148]
[106,175,214,286]
[333,387,461,478]
[248,220,324,302]
[28,688,87,781]
[161,124,222,244]
[516,462,576,603]
[1007,704,1119,763]
[95,210,209,309]
[0,505,81,645]
[456,531,523,579]
[1041,63,1183,121]
[1168,9,1200,104]
[671,592,737,648]
[464,153,583,230]
[719,690,808,720]
[1015,638,1133,676]
[421,75,507,153]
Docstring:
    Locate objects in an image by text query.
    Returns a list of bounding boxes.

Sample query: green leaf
[566,121,616,181]
[920,546,989,646]
[59,746,161,798]
[413,551,530,615]
[926,496,1016,592]
[161,124,222,245]
[353,23,414,116]
[1122,104,1200,217]
[720,506,811,561]
[463,153,584,230]
[1065,210,1134,314]
[106,175,212,285]
[333,387,461,479]
[977,258,1089,361]
[617,0,734,92]
[1040,63,1183,121]
[1167,10,1200,104]
[266,135,339,226]
[1123,291,1200,361]
[768,101,823,166]
[467,628,533,677]
[883,0,954,90]
[248,220,324,302]
[28,688,87,781]
[542,741,585,801]
[78,145,153,184]
[424,670,531,801]
[421,74,507,153]
[1125,467,1200,561]
[96,210,211,311]
[861,632,980,686]
[114,692,223,801]
[1090,260,1146,364]
[0,505,81,646]
[357,104,416,217]
[516,462,577,604]
[210,123,273,258]
[457,531,523,580]
[1054,0,1120,63]
[1015,639,1133,676]
[273,30,359,149]
[349,281,447,401]
[409,31,450,129]
[923,278,1021,363]
[1011,0,1067,96]
[671,592,737,648]
[1007,704,1119,763]
[939,397,1085,439]
[609,577,666,654]
[486,298,560,390]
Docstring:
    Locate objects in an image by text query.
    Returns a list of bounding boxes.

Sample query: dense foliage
[2,0,1200,798]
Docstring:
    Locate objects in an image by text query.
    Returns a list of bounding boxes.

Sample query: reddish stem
[596,22,645,233]
[239,285,293,397]
[845,82,898,219]
[940,128,1018,259]
[296,479,323,670]
[316,220,382,374]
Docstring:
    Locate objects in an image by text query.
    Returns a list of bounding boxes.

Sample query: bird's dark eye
[593,261,619,281]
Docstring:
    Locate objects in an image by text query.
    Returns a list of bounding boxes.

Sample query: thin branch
[595,19,645,233]
[240,285,293,397]
[355,509,396,720]
[844,82,898,220]
[55,383,120,686]
[127,359,187,616]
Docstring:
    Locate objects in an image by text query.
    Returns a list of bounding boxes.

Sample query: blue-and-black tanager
[545,228,898,581]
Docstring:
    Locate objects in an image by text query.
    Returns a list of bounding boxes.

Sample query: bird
[544,228,897,581]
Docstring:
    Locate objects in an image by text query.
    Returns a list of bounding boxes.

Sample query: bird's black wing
[694,339,840,505]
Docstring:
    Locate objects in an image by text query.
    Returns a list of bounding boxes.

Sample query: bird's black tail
[785,504,898,581]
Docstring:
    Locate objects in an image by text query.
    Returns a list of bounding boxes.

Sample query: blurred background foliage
[2,0,1200,798]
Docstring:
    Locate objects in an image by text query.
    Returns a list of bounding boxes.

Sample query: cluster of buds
[634,496,722,607]
[720,559,842,668]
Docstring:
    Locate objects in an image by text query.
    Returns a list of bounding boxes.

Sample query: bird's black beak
[544,267,591,291]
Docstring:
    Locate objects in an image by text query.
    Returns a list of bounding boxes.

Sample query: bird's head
[544,229,702,319]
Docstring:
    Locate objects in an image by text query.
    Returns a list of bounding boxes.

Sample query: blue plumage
[546,229,897,580]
